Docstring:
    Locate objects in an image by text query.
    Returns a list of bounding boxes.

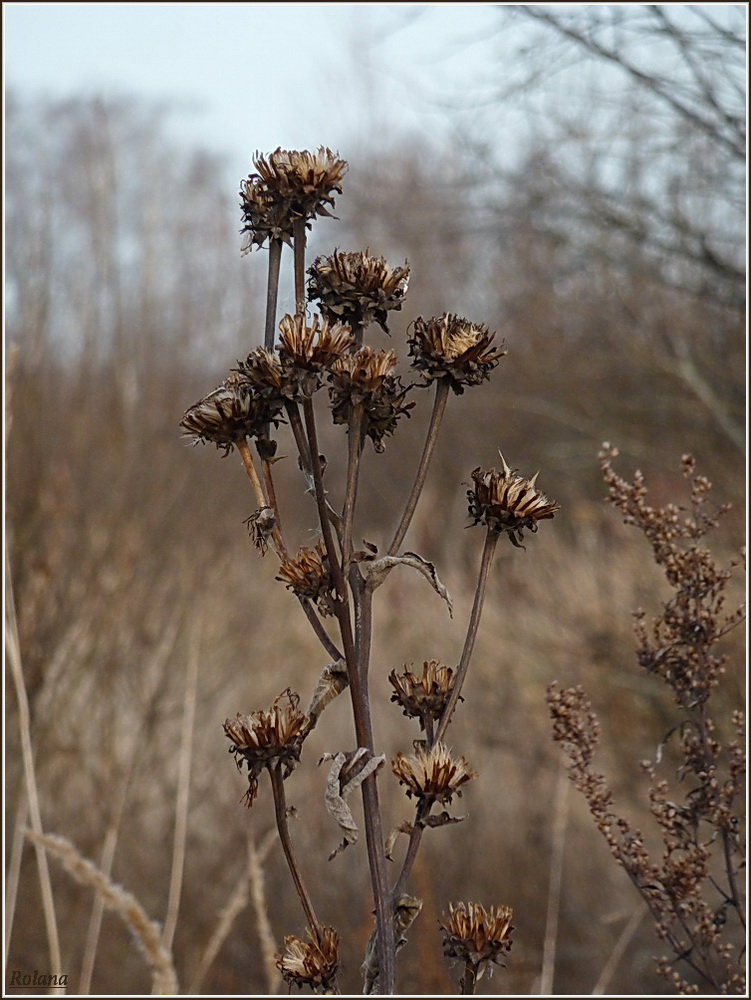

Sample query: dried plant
[178,147,561,994]
[547,445,745,994]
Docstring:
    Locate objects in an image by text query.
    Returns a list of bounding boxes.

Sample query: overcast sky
[4,3,504,182]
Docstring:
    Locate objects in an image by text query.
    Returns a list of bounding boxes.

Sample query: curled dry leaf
[320,749,385,859]
[359,551,453,617]
[306,660,349,729]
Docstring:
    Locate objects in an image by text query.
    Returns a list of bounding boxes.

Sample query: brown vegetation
[5,14,745,991]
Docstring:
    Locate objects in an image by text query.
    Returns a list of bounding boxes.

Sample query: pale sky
[4,3,504,182]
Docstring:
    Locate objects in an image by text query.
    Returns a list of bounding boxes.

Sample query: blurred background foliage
[5,6,745,995]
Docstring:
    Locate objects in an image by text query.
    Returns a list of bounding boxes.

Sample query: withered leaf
[321,749,385,859]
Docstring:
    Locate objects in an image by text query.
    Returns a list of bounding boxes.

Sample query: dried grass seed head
[240,147,347,252]
[391,742,477,805]
[307,249,410,334]
[179,372,284,454]
[468,454,560,546]
[277,925,340,992]
[276,542,337,616]
[440,901,514,969]
[224,689,309,806]
[409,313,506,393]
[389,660,457,728]
[328,346,414,452]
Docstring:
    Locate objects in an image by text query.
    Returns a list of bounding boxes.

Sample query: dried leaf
[385,820,414,861]
[306,660,349,728]
[321,749,385,859]
[360,552,453,617]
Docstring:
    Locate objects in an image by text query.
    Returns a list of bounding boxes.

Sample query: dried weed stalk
[180,147,561,994]
[547,444,746,995]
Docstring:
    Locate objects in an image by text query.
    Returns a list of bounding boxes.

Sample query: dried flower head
[391,742,477,805]
[277,925,340,993]
[278,313,354,396]
[408,314,506,393]
[180,372,284,454]
[307,249,410,335]
[389,660,457,730]
[468,454,560,546]
[240,147,347,252]
[224,689,309,806]
[328,347,414,452]
[276,542,337,616]
[440,901,514,973]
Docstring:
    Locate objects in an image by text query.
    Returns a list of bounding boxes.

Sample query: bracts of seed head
[276,925,340,995]
[223,689,310,807]
[308,249,410,343]
[440,901,514,993]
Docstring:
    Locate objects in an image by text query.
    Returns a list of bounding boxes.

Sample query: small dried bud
[467,454,560,546]
[240,147,347,252]
[179,373,284,454]
[224,689,309,806]
[276,542,337,616]
[408,314,506,393]
[389,660,457,730]
[391,742,477,805]
[244,506,276,555]
[277,925,340,993]
[440,901,514,972]
[328,347,414,452]
[307,249,410,335]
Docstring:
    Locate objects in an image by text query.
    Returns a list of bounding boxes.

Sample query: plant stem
[388,378,450,555]
[267,763,321,941]
[460,961,478,995]
[259,450,288,560]
[264,238,283,351]
[238,439,286,558]
[292,218,307,317]
[302,397,396,992]
[342,401,364,563]
[435,528,499,744]
[349,568,397,994]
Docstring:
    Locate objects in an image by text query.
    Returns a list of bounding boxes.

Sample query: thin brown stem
[435,528,499,744]
[292,218,307,317]
[238,438,268,509]
[259,450,288,560]
[267,763,321,941]
[388,379,450,555]
[342,401,364,563]
[302,398,395,991]
[390,801,430,902]
[349,569,397,994]
[238,439,286,558]
[297,596,343,662]
[264,238,283,351]
[459,961,478,995]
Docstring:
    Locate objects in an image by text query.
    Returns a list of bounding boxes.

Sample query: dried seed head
[307,249,410,334]
[277,925,340,993]
[179,372,284,454]
[224,689,309,806]
[467,455,560,546]
[328,347,414,452]
[440,901,514,970]
[276,542,337,616]
[278,313,354,389]
[408,314,506,393]
[391,742,477,805]
[240,147,347,252]
[389,660,457,729]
